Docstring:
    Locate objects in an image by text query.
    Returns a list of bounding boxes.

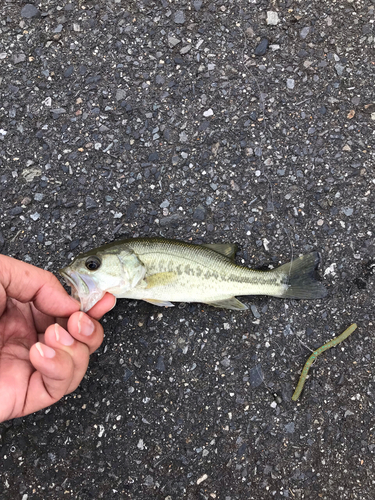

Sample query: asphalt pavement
[1,1,375,499]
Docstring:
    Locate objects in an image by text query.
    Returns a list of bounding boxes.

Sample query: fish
[59,237,327,313]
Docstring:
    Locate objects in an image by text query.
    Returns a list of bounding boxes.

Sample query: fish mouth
[59,268,105,312]
[59,268,84,302]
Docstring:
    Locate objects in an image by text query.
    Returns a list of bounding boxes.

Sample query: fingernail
[77,312,95,336]
[55,323,74,346]
[109,297,117,311]
[35,342,56,359]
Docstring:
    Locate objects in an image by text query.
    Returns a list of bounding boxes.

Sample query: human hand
[0,255,116,423]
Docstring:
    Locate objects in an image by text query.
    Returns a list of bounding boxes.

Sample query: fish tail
[276,252,327,299]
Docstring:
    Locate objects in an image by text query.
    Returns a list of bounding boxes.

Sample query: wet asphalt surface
[1,1,375,499]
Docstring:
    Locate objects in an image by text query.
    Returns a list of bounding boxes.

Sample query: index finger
[0,255,80,317]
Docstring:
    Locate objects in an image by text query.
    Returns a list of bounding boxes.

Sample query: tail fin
[276,252,327,299]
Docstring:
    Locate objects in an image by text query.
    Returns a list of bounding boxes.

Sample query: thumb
[0,255,80,317]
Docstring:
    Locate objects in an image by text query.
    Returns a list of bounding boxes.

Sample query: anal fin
[143,298,175,307]
[205,297,248,311]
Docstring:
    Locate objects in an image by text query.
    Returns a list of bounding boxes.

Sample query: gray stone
[168,36,181,47]
[335,64,345,76]
[285,422,295,434]
[250,304,260,319]
[14,53,26,64]
[64,66,74,78]
[193,205,206,221]
[249,365,264,388]
[300,27,310,39]
[156,356,165,372]
[116,89,127,101]
[85,196,98,210]
[160,200,170,208]
[159,214,181,227]
[342,207,353,216]
[9,207,23,216]
[283,324,293,336]
[254,38,269,56]
[50,108,66,115]
[221,357,231,368]
[174,10,185,24]
[266,11,280,25]
[53,24,63,33]
[179,131,188,143]
[21,4,40,18]
[180,45,191,55]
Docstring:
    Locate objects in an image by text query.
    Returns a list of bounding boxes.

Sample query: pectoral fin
[143,298,175,307]
[145,272,177,289]
[205,297,248,310]
[201,243,238,260]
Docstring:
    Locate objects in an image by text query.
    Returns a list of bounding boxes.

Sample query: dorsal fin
[201,243,238,260]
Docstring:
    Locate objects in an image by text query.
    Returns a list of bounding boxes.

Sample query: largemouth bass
[59,237,327,312]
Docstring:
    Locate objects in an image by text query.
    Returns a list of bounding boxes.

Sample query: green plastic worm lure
[292,323,358,401]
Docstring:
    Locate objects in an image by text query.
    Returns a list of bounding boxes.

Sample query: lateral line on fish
[140,248,271,276]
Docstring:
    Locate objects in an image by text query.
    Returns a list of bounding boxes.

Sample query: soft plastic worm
[292,323,358,401]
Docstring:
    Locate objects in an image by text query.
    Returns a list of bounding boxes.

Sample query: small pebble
[249,364,263,388]
[193,205,206,221]
[266,11,280,25]
[203,109,213,117]
[21,4,40,18]
[300,27,310,39]
[168,36,180,47]
[137,439,145,450]
[180,45,191,55]
[287,78,295,89]
[285,422,295,434]
[250,304,260,319]
[197,474,208,485]
[14,53,26,64]
[174,10,185,24]
[156,356,165,372]
[85,196,98,210]
[221,357,231,368]
[254,38,269,56]
[335,64,345,76]
[342,207,353,216]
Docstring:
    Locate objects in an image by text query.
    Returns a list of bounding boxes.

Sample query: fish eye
[85,256,101,271]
